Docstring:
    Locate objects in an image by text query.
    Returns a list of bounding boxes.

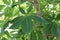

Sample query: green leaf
[27,4,33,14]
[10,16,33,33]
[56,14,60,20]
[12,4,17,8]
[3,0,11,5]
[30,31,37,40]
[0,5,5,11]
[4,7,12,17]
[51,23,60,37]
[19,7,26,14]
[43,24,52,34]
[21,16,33,34]
[44,22,60,37]
[12,0,15,3]
[12,8,19,16]
[11,0,17,8]
[2,37,7,40]
[10,16,24,29]
[32,16,48,24]
[1,21,10,34]
[4,31,10,37]
[20,0,27,3]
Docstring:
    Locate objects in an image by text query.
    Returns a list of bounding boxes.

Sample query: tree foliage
[0,0,60,40]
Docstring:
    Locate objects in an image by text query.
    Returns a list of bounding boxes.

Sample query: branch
[33,0,40,16]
